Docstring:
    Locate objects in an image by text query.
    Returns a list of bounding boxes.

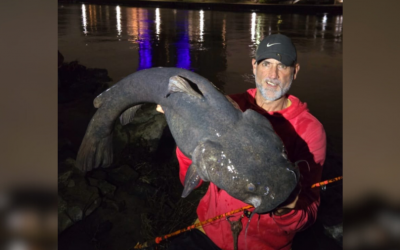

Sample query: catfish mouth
[252,203,273,214]
[246,197,261,209]
[252,199,281,214]
[246,197,266,213]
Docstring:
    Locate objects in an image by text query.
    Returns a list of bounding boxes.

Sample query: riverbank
[73,0,342,14]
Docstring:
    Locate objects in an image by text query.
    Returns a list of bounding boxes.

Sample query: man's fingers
[156,105,164,113]
[282,194,299,209]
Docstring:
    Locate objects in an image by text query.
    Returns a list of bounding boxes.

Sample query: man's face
[252,58,300,101]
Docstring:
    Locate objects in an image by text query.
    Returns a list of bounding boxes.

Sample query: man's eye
[262,61,270,67]
[278,64,287,70]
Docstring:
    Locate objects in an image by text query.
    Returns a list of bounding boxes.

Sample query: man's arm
[272,123,326,232]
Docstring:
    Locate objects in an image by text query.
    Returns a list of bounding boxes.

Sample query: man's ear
[293,63,300,80]
[252,58,257,75]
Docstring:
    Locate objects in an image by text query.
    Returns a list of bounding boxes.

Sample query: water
[58,3,342,153]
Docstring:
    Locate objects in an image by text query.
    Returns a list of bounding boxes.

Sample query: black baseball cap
[255,34,297,66]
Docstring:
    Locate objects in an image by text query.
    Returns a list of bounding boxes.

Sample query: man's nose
[267,65,278,79]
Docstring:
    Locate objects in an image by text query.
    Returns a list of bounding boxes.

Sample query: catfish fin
[119,104,142,125]
[167,75,203,98]
[181,164,202,198]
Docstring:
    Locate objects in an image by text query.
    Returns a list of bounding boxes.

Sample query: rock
[88,169,108,181]
[88,178,117,197]
[58,158,101,233]
[138,113,168,152]
[323,222,343,245]
[58,212,73,234]
[63,183,100,220]
[58,196,73,233]
[127,182,158,200]
[59,167,74,188]
[105,165,139,186]
[113,104,168,154]
[67,205,84,222]
[113,122,129,155]
[58,158,78,189]
[101,199,121,211]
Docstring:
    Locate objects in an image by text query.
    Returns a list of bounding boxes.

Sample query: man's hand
[273,193,299,216]
[273,179,302,216]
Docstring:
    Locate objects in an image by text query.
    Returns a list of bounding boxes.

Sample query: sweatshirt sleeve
[273,118,327,233]
[176,147,204,187]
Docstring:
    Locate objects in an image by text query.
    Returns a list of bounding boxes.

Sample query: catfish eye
[247,183,255,192]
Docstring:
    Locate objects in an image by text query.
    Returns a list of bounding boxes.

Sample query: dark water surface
[58,3,342,152]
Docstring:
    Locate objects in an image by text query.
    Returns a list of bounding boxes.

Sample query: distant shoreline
[61,0,343,14]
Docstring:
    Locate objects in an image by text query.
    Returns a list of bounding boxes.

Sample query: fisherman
[157,33,326,250]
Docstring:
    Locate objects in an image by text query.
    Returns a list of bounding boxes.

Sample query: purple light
[176,20,191,70]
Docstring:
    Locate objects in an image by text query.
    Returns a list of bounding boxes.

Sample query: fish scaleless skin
[76,67,299,213]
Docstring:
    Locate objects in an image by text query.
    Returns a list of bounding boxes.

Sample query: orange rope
[311,176,342,188]
[134,176,343,249]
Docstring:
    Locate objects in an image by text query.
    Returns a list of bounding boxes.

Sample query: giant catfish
[76,67,299,213]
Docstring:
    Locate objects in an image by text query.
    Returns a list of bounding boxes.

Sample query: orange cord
[311,176,342,188]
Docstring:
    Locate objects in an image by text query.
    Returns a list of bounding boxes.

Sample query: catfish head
[182,109,300,214]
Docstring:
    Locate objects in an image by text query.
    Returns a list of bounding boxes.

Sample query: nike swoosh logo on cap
[267,43,280,47]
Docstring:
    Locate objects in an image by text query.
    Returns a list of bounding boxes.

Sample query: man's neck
[255,90,288,112]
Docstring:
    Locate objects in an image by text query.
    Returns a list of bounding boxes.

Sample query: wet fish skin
[76,67,299,213]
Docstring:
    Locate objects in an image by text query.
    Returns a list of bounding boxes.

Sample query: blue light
[176,19,191,70]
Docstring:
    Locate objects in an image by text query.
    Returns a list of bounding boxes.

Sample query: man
[159,34,326,250]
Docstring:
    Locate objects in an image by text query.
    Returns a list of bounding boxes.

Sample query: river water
[58,3,343,153]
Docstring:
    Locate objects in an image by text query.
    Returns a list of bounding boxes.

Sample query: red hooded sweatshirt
[176,89,326,250]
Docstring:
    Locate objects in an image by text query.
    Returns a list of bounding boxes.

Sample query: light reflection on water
[155,8,161,39]
[199,10,204,43]
[116,6,121,37]
[58,4,342,152]
[81,4,87,35]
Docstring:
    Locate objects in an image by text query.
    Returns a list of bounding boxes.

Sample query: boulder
[113,104,168,154]
[88,178,117,197]
[105,165,139,186]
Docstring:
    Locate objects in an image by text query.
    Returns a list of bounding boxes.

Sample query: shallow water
[58,3,342,152]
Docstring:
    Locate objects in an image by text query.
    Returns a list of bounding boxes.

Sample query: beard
[255,70,294,101]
